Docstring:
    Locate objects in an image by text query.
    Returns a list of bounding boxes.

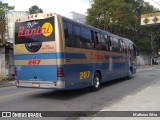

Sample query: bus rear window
[15,16,55,44]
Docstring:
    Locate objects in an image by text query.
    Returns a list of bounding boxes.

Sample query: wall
[137,54,152,65]
[0,46,5,81]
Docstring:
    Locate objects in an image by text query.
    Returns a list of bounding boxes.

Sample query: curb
[137,65,160,72]
[0,80,15,88]
[137,65,160,69]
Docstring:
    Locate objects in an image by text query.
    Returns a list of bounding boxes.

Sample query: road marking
[0,89,41,99]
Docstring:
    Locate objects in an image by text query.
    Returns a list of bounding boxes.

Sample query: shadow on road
[31,77,130,100]
[101,77,130,89]
[31,88,90,100]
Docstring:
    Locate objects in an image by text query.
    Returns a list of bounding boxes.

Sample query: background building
[65,11,86,24]
[4,11,29,80]
[5,11,29,43]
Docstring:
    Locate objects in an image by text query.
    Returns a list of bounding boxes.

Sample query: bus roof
[15,12,56,22]
[16,12,134,44]
[61,15,133,44]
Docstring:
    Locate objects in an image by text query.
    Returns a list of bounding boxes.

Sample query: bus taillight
[57,68,64,78]
[53,82,57,86]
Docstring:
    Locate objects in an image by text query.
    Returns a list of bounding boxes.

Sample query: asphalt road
[0,67,160,119]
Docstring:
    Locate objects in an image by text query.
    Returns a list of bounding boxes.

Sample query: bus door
[14,15,58,87]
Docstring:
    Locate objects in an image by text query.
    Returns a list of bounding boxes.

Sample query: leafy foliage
[0,2,14,43]
[29,5,43,14]
[86,0,160,55]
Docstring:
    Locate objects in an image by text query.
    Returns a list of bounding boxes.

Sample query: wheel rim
[94,77,100,88]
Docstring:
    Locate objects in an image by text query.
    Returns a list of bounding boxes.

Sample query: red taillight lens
[57,68,64,78]
[53,82,57,86]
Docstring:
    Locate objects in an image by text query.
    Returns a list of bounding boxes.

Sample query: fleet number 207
[80,71,91,80]
[28,60,41,65]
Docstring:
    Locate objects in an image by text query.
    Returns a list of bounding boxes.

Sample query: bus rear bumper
[16,80,65,89]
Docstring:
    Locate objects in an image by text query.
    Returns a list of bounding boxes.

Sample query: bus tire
[91,72,101,92]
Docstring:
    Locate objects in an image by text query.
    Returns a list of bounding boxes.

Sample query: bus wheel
[91,73,101,91]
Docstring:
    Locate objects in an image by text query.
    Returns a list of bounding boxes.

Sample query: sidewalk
[137,64,160,69]
[80,77,160,120]
[137,65,160,72]
[0,79,15,88]
[102,77,160,111]
[80,65,160,120]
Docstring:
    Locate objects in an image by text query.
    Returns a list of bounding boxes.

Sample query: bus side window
[124,41,127,53]
[121,39,125,52]
[91,31,95,43]
[112,37,119,52]
[99,34,108,51]
[73,25,82,48]
[94,32,100,49]
[107,36,112,51]
[63,21,73,47]
[127,43,131,54]
[67,22,73,47]
[81,27,93,49]
[118,39,122,52]
[63,21,69,45]
[119,39,126,52]
[104,35,110,51]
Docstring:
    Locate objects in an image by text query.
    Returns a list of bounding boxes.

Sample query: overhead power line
[151,0,160,6]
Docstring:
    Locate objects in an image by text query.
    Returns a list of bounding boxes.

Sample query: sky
[145,0,160,9]
[1,0,160,16]
[1,0,91,16]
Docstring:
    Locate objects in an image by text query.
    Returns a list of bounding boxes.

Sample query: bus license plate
[32,82,40,87]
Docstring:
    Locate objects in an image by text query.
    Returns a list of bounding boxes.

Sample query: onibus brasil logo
[18,22,53,37]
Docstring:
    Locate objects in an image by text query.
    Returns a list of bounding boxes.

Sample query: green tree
[133,0,158,55]
[29,5,43,14]
[86,0,137,38]
[0,2,14,43]
[86,0,159,55]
